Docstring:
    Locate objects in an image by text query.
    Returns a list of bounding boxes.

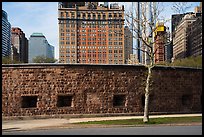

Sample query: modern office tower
[136,2,142,63]
[2,10,11,57]
[187,16,202,57]
[58,2,125,64]
[28,33,54,63]
[173,13,197,59]
[153,22,166,64]
[124,26,133,64]
[50,45,55,59]
[131,2,141,64]
[164,26,173,63]
[11,27,29,63]
[165,41,173,63]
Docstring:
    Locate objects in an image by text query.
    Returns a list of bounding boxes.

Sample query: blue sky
[2,2,200,59]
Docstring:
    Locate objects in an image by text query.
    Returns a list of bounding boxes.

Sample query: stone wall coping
[2,63,202,71]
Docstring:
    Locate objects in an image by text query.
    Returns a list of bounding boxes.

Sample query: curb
[2,113,202,131]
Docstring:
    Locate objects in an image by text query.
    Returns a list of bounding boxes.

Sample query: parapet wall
[2,64,202,117]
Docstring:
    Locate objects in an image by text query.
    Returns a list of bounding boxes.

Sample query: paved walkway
[2,113,202,131]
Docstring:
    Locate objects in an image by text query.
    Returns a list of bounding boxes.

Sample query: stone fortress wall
[2,64,202,117]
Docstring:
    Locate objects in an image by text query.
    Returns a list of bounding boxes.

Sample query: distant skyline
[2,2,200,59]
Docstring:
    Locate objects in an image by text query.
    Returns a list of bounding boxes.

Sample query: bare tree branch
[133,47,151,57]
[171,2,193,14]
[124,2,173,123]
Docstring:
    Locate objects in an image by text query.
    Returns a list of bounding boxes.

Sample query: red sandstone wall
[2,64,202,117]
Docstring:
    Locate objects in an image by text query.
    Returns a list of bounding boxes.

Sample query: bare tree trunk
[143,66,152,123]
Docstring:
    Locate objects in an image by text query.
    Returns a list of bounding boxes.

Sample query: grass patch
[156,55,202,68]
[75,116,202,125]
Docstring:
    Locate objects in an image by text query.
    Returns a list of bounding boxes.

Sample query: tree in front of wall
[124,2,177,123]
[2,56,22,64]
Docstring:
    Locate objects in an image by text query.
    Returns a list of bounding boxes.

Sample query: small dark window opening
[113,95,126,107]
[57,95,73,107]
[21,96,38,108]
[182,95,192,106]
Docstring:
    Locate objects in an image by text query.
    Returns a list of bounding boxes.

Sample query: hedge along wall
[2,64,202,117]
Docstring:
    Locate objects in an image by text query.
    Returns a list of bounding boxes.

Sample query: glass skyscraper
[2,10,11,57]
[28,32,54,63]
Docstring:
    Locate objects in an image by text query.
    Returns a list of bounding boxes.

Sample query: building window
[88,13,91,19]
[77,12,80,18]
[66,12,69,17]
[57,95,73,107]
[93,13,96,19]
[113,94,126,107]
[83,13,86,19]
[98,14,101,20]
[119,13,122,18]
[21,96,38,108]
[103,14,106,19]
[60,12,63,17]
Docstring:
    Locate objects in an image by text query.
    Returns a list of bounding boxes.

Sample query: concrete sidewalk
[2,113,202,131]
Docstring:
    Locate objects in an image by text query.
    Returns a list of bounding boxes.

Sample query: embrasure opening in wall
[113,94,126,107]
[21,96,38,108]
[57,95,73,107]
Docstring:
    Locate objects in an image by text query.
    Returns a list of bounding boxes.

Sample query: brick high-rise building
[153,22,166,64]
[11,27,29,63]
[58,2,125,64]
